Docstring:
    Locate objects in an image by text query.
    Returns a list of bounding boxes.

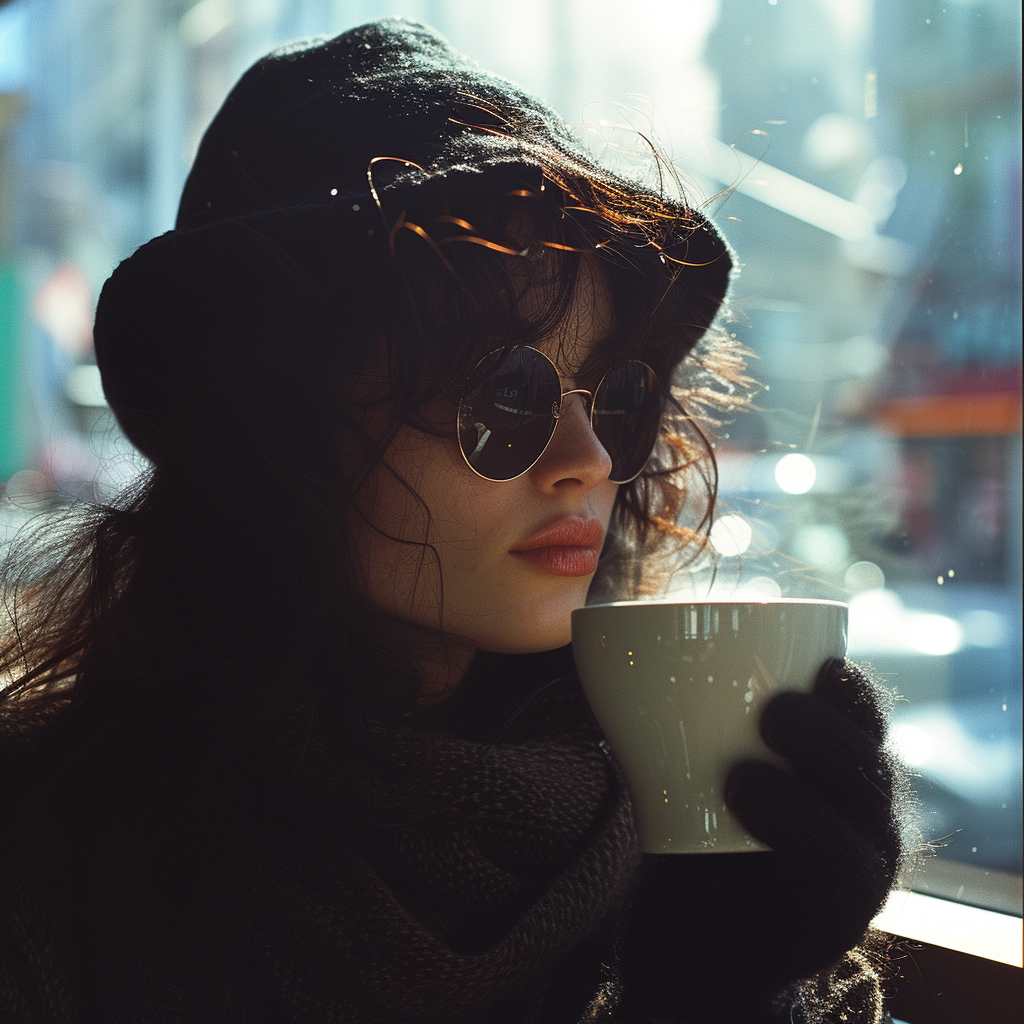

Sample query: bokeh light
[774,453,817,494]
[708,513,752,557]
[791,524,850,568]
[848,589,965,656]
[844,560,885,592]
[891,723,935,767]
[907,612,964,657]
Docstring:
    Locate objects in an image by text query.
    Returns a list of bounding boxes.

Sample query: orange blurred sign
[878,393,1023,437]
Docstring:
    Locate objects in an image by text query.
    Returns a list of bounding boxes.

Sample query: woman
[0,19,908,1023]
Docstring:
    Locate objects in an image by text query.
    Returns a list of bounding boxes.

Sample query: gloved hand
[617,658,904,1023]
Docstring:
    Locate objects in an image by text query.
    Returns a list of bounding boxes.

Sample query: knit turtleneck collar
[240,649,642,1022]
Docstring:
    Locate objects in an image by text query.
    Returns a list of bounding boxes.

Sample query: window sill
[871,889,1022,1023]
[872,889,1022,967]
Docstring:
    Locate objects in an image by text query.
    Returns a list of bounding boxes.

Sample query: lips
[510,517,605,577]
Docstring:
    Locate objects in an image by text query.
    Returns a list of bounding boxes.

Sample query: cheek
[412,460,522,583]
[389,433,503,544]
[349,430,505,614]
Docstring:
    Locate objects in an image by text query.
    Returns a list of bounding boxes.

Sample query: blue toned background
[0,0,1020,894]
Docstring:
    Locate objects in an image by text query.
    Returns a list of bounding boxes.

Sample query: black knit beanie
[93,17,732,463]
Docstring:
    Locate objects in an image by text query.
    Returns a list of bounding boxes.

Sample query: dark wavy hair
[0,164,751,780]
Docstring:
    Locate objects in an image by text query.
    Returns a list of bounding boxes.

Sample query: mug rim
[575,598,849,612]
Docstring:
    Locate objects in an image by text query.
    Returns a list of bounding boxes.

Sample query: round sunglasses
[457,345,662,483]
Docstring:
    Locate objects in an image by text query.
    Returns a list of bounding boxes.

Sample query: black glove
[617,658,904,1023]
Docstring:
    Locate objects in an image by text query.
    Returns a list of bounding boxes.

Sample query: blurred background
[0,0,1020,901]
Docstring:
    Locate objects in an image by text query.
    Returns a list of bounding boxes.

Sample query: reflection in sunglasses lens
[594,361,661,483]
[459,349,560,480]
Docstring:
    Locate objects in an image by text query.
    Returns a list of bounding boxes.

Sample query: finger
[759,690,894,840]
[813,657,890,744]
[727,759,859,861]
[726,759,895,915]
[725,759,897,969]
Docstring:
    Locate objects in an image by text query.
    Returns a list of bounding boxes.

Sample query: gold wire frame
[456,345,661,484]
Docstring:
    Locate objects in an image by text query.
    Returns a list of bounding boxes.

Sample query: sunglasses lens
[593,361,661,483]
[458,347,561,480]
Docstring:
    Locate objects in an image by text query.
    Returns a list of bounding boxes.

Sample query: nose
[527,392,613,492]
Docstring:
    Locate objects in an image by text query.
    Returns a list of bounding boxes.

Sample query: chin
[473,590,587,655]
[478,633,571,656]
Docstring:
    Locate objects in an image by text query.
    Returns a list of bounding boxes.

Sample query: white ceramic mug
[571,599,848,854]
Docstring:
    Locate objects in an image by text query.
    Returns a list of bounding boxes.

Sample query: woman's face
[350,259,621,663]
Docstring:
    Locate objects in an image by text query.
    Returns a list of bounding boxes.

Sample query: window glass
[0,0,1020,898]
